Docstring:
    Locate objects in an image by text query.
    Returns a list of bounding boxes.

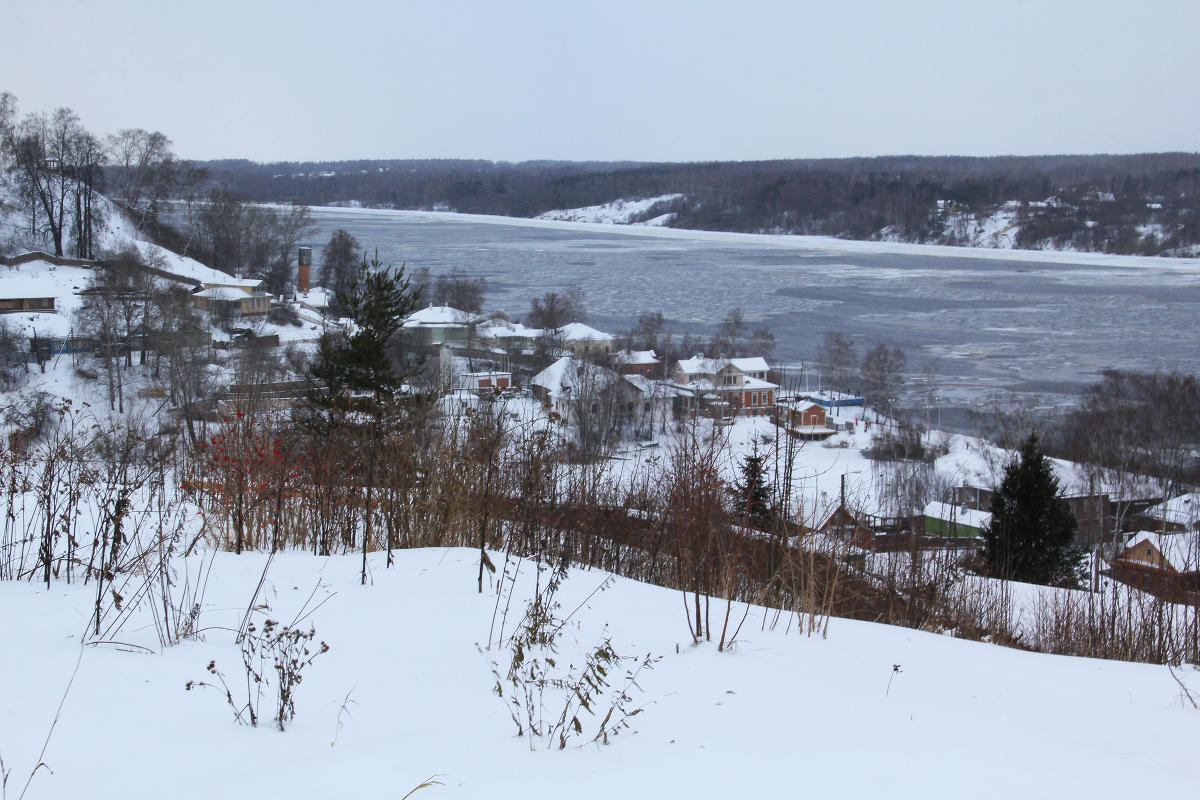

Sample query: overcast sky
[4,0,1197,164]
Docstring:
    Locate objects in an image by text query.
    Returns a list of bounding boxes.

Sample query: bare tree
[565,360,619,463]
[749,326,776,359]
[817,331,857,393]
[264,203,317,296]
[710,308,745,357]
[11,107,100,256]
[0,92,16,160]
[433,269,487,313]
[627,310,666,353]
[860,341,906,417]
[319,228,361,295]
[153,285,213,444]
[527,289,586,329]
[75,247,155,410]
[105,128,176,229]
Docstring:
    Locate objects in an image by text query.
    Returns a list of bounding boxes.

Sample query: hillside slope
[2,548,1196,799]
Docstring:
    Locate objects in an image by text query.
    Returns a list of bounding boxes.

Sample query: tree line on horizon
[194,153,1200,256]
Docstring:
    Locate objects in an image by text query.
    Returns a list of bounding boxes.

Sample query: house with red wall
[672,355,778,418]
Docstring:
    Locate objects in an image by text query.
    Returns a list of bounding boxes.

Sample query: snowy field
[2,547,1197,800]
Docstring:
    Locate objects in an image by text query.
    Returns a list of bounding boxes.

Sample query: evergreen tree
[732,443,773,530]
[983,433,1083,587]
[309,254,420,412]
[306,254,422,584]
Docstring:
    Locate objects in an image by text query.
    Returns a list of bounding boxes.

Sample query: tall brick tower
[297,246,312,293]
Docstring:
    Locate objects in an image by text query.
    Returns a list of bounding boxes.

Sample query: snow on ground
[1,547,1196,800]
[131,239,259,287]
[536,194,683,225]
[878,205,1021,249]
[0,260,95,339]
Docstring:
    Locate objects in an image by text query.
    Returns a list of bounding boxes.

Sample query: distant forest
[195,154,1200,256]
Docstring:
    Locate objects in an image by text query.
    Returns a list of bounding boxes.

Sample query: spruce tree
[983,433,1083,587]
[733,443,773,530]
[306,254,421,583]
[309,254,420,410]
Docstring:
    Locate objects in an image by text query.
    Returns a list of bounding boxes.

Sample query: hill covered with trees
[197,153,1200,256]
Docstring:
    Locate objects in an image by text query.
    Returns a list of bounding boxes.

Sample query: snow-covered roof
[615,349,661,365]
[728,357,770,373]
[781,399,823,414]
[1124,530,1200,572]
[0,259,95,339]
[531,356,615,398]
[298,287,334,309]
[672,378,718,395]
[741,376,779,391]
[1143,493,1200,529]
[676,355,771,377]
[557,322,614,342]
[477,318,543,340]
[676,355,724,376]
[923,501,991,531]
[402,304,478,328]
[194,286,253,300]
[621,374,664,396]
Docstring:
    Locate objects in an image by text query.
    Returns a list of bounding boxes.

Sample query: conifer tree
[309,254,419,410]
[983,433,1083,587]
[306,254,421,583]
[733,443,773,531]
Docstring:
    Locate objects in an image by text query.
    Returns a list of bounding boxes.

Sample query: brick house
[672,355,778,418]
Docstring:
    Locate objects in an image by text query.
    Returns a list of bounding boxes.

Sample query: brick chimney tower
[297,246,312,294]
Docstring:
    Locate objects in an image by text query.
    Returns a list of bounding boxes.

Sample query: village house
[612,349,663,377]
[191,277,273,318]
[672,355,778,418]
[401,304,482,347]
[558,322,615,359]
[774,397,836,440]
[818,506,880,550]
[476,317,542,353]
[1108,530,1200,603]
[612,373,673,439]
[1135,492,1200,533]
[530,356,617,422]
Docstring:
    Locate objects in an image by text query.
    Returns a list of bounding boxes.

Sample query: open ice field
[298,207,1200,420]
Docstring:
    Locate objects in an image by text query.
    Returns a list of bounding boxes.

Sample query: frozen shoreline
[281,203,1200,274]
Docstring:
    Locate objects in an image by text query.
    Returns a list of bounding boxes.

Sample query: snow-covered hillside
[1,547,1196,800]
[537,193,683,226]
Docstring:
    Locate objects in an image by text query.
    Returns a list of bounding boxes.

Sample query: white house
[530,356,617,422]
[401,304,482,347]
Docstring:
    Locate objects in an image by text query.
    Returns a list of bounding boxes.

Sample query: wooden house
[1108,531,1200,603]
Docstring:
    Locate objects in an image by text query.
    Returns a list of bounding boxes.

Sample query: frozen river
[301,206,1200,420]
